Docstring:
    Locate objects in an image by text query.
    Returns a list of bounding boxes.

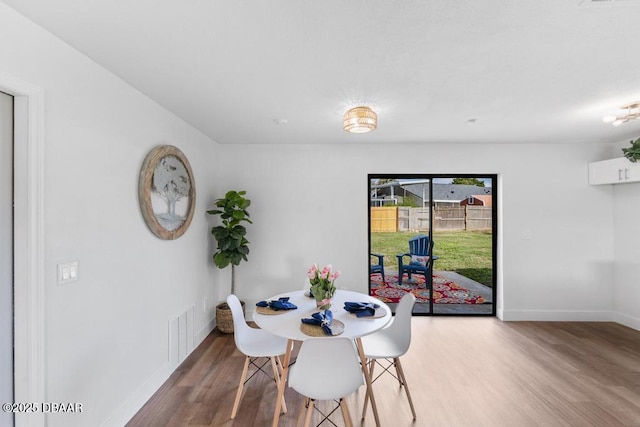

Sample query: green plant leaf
[213,252,231,269]
[232,210,246,220]
[623,137,640,162]
[208,190,251,269]
[211,227,229,240]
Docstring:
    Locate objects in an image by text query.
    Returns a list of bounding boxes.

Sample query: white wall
[219,142,620,323]
[611,140,640,330]
[3,1,638,425]
[1,4,222,426]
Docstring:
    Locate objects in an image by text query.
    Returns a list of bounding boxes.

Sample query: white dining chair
[360,292,417,420]
[226,294,289,419]
[288,337,364,427]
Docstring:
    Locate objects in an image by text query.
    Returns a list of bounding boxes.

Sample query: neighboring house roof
[371,182,492,205]
[404,183,492,203]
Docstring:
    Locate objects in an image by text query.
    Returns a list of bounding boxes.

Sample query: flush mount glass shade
[343,106,377,133]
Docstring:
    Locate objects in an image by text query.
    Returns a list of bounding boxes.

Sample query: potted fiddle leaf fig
[622,137,640,163]
[207,190,252,333]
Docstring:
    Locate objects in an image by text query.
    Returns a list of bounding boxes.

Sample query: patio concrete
[381,270,494,315]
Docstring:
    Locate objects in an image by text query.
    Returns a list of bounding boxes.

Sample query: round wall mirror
[138,145,196,240]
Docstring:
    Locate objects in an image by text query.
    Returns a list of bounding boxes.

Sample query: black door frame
[368,173,497,316]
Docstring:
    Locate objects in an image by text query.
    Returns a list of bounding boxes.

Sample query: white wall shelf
[589,157,640,185]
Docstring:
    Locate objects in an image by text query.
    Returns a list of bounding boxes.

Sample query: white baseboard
[101,361,174,427]
[612,311,640,332]
[500,309,614,322]
[499,309,640,332]
[196,317,216,343]
[102,319,216,427]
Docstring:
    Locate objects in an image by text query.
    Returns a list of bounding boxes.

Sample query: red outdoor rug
[370,272,488,304]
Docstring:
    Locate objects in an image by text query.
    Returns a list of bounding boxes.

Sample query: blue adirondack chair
[370,253,386,283]
[396,235,438,283]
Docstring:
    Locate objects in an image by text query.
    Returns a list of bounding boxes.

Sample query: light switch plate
[57,261,79,285]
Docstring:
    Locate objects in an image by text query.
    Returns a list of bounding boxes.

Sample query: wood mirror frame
[138,145,196,240]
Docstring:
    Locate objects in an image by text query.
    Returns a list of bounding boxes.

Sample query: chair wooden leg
[276,355,285,378]
[270,356,287,414]
[296,398,310,427]
[361,358,375,419]
[303,399,314,427]
[394,357,416,420]
[340,397,353,427]
[392,358,403,387]
[231,356,250,419]
[273,340,293,427]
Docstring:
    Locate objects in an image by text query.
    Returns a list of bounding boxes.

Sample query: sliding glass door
[368,174,497,316]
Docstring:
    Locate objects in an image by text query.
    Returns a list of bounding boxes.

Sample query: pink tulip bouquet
[307,263,340,309]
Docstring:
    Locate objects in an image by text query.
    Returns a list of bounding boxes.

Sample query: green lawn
[370,230,493,287]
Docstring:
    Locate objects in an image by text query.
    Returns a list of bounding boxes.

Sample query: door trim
[0,71,45,426]
[368,174,498,316]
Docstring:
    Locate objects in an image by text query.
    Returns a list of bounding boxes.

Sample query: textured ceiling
[4,0,640,145]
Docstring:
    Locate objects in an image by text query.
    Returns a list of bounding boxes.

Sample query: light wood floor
[126,318,640,426]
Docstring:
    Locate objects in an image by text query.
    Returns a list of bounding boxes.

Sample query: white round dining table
[253,289,391,427]
[253,289,391,341]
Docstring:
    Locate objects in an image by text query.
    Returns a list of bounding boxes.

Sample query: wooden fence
[465,206,493,230]
[370,206,492,232]
[370,207,398,232]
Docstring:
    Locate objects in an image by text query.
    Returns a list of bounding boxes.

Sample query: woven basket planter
[216,301,245,334]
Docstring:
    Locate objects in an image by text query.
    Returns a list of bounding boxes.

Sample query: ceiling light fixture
[603,102,640,126]
[343,106,377,133]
